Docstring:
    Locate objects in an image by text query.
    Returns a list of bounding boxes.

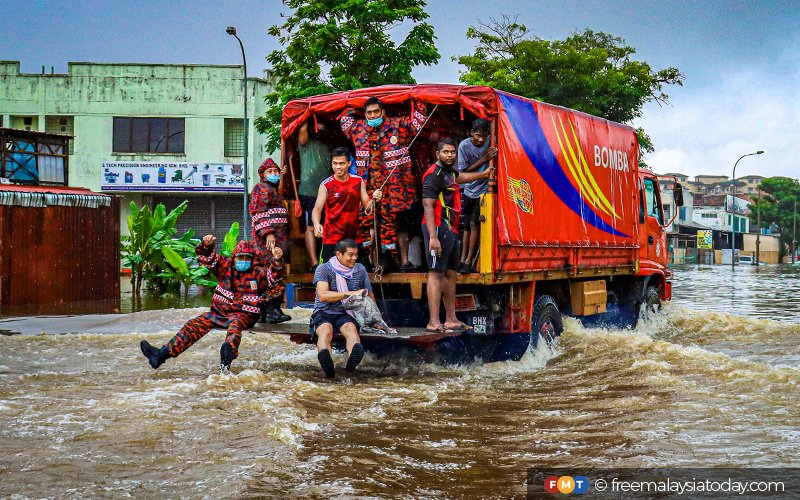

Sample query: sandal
[447,322,474,331]
[425,325,456,334]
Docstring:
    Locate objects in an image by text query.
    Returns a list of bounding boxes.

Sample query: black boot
[220,342,235,371]
[140,340,170,369]
[264,298,291,324]
[346,343,365,373]
[317,348,336,378]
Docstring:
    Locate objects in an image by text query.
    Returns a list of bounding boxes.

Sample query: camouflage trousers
[165,310,259,359]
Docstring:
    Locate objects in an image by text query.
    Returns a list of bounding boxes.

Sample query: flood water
[1,265,799,497]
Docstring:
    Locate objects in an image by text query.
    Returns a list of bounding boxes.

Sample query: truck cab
[637,171,684,302]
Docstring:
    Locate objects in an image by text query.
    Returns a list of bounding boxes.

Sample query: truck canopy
[282,84,640,272]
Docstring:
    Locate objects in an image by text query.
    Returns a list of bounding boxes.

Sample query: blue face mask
[366,116,384,128]
[266,174,280,184]
[235,260,251,272]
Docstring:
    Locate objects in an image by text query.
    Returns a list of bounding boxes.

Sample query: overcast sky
[2,0,797,179]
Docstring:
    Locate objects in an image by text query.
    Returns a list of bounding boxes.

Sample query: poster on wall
[697,230,713,249]
[101,161,245,192]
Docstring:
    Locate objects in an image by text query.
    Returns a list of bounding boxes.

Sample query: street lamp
[227,26,249,236]
[731,150,764,270]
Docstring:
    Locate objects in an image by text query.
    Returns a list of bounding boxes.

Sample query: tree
[456,15,683,164]
[748,177,800,261]
[255,0,440,152]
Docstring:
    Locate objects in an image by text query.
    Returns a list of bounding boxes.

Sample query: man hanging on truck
[297,120,331,272]
[311,146,382,262]
[457,118,497,274]
[340,96,427,272]
[249,158,291,324]
[422,138,494,333]
[139,237,286,371]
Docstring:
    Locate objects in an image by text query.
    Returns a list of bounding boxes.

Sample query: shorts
[460,194,481,231]
[320,243,336,263]
[299,195,317,230]
[422,224,461,273]
[310,311,358,337]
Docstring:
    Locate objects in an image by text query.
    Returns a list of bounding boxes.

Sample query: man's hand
[348,289,366,297]
[266,233,276,250]
[202,235,216,247]
[314,223,324,238]
[372,189,382,201]
[482,147,498,163]
[483,166,496,179]
[428,236,442,257]
[272,246,283,260]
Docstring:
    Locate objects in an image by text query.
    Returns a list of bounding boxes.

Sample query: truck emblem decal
[506,176,534,214]
[498,92,630,238]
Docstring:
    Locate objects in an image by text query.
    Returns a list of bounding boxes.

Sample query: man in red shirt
[422,138,493,333]
[311,147,382,262]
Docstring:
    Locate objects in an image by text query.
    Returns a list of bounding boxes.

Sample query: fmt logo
[544,475,589,495]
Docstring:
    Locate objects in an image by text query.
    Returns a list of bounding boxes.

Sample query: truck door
[639,176,666,265]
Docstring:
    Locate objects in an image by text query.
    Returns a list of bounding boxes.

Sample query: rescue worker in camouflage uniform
[340,97,427,271]
[140,237,286,371]
[249,158,291,323]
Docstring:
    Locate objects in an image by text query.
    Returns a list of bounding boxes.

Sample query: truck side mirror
[674,182,684,207]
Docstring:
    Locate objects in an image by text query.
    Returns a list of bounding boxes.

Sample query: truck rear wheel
[531,295,563,349]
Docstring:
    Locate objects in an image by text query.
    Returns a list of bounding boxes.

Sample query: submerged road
[0,264,798,497]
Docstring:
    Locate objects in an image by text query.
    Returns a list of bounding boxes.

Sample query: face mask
[235,260,251,272]
[366,117,383,128]
[266,174,280,184]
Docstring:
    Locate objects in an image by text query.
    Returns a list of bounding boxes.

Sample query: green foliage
[256,0,440,152]
[748,177,800,260]
[158,246,217,301]
[456,15,684,164]
[221,222,240,257]
[120,200,199,296]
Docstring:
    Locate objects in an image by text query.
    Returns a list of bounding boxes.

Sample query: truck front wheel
[642,286,662,317]
[531,295,563,349]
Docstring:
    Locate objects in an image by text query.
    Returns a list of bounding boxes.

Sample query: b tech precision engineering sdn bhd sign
[100,161,245,192]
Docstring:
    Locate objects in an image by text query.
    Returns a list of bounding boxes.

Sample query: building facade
[0,61,274,237]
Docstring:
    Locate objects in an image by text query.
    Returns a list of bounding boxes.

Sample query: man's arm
[422,173,442,255]
[311,183,328,238]
[298,121,310,146]
[461,147,498,173]
[360,179,381,209]
[196,235,224,277]
[316,280,364,302]
[455,167,494,185]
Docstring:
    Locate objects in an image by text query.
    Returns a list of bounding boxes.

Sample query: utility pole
[755,186,761,266]
[793,199,797,264]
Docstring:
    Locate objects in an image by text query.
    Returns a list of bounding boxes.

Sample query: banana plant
[121,200,198,296]
[159,246,217,302]
[220,222,239,257]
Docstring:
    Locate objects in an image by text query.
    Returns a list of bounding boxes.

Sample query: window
[224,118,244,157]
[701,213,716,218]
[113,117,184,153]
[45,116,74,154]
[643,178,664,225]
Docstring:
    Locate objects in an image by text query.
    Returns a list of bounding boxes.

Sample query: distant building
[691,194,750,233]
[0,61,274,237]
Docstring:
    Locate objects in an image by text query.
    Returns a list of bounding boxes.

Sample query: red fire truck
[259,84,682,362]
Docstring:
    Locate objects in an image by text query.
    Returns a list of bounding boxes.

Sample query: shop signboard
[101,161,245,192]
[697,229,713,249]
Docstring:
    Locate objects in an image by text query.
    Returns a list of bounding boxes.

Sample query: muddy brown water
[1,264,798,497]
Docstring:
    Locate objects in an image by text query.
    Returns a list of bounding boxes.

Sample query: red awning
[281,84,500,141]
